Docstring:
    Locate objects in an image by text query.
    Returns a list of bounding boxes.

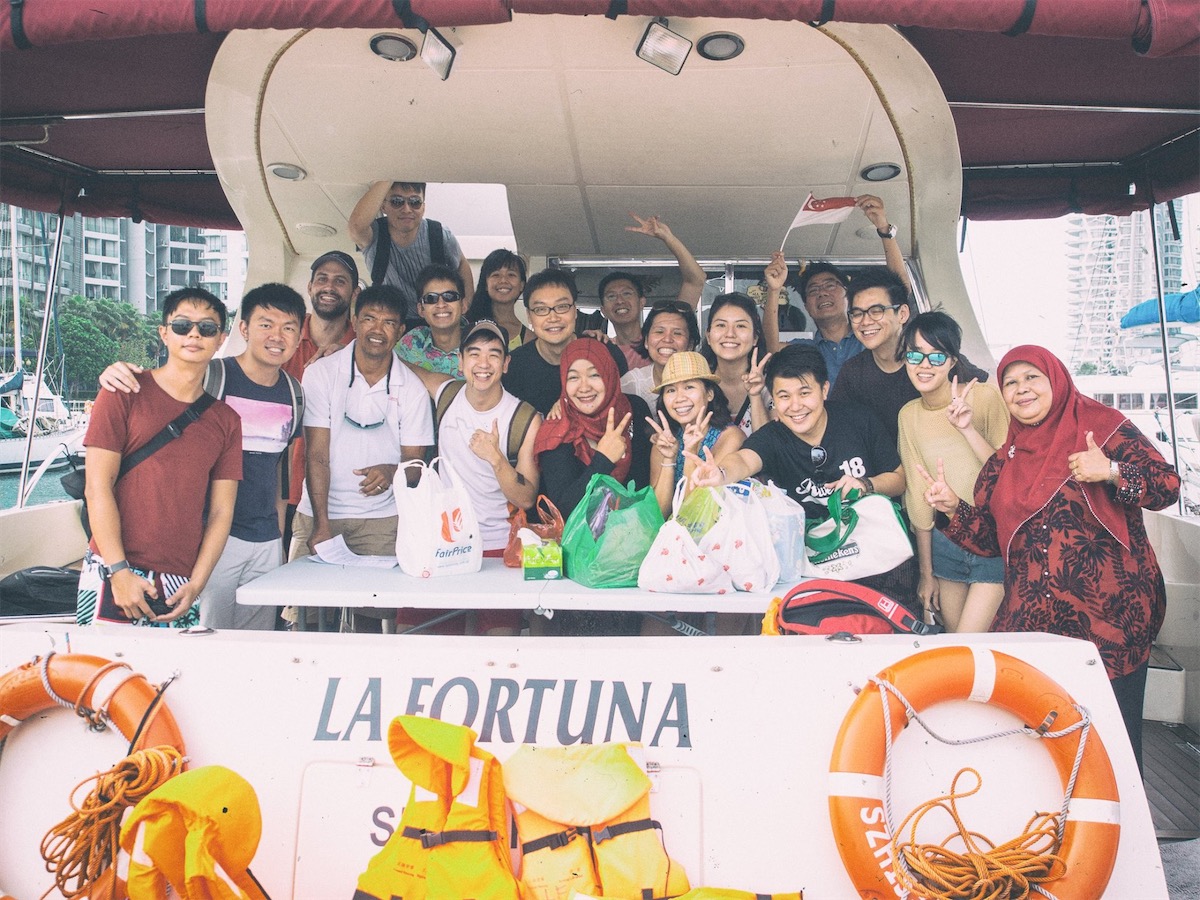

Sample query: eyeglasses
[386,195,424,209]
[528,302,575,318]
[804,279,844,298]
[420,290,462,305]
[167,318,221,338]
[904,350,949,367]
[603,288,639,303]
[810,445,828,470]
[848,304,903,323]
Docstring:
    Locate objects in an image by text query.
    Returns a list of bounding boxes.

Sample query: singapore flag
[781,193,856,248]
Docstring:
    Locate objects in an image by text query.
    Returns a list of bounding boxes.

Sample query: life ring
[828,646,1119,900]
[0,651,185,754]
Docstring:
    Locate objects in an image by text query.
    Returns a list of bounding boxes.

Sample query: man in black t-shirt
[503,268,628,415]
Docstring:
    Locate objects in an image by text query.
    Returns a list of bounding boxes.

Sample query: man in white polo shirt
[290,284,434,630]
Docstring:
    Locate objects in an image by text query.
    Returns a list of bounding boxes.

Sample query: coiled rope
[39,745,185,900]
[871,676,1092,900]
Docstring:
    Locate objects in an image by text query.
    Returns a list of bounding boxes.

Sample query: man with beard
[282,251,360,535]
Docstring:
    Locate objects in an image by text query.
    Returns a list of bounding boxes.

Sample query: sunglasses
[386,195,424,209]
[811,445,828,469]
[905,350,949,367]
[848,303,903,323]
[167,318,221,338]
[420,290,462,305]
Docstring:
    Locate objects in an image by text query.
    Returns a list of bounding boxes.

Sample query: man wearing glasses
[349,180,474,320]
[502,268,629,415]
[291,285,434,629]
[78,288,242,628]
[831,267,988,445]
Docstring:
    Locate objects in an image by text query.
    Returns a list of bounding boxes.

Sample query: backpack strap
[425,218,446,267]
[370,217,391,287]
[506,399,537,468]
[282,369,305,441]
[431,379,466,459]
[202,357,227,401]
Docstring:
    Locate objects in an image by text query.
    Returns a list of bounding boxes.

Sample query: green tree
[1075,362,1098,376]
[60,310,119,399]
[58,296,160,399]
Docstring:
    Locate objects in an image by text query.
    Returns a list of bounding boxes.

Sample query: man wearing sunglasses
[397,264,469,375]
[291,285,434,631]
[831,268,987,445]
[78,288,242,628]
[349,180,474,321]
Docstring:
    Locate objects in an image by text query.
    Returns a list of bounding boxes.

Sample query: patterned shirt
[397,325,461,376]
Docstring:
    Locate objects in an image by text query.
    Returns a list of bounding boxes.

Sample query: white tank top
[435,382,525,550]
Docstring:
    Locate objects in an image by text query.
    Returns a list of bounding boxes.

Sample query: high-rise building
[1066,202,1184,374]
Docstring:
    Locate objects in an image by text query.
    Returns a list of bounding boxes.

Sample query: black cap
[310,251,359,285]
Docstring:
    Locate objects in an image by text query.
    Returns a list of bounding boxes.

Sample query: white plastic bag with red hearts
[637,481,733,594]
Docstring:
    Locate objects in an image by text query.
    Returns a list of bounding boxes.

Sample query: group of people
[77,181,1179,765]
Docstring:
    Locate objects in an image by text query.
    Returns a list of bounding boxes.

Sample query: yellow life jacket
[118,765,267,900]
[504,743,690,900]
[355,715,521,900]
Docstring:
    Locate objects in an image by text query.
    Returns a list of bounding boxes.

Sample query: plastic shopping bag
[804,489,912,580]
[393,458,483,577]
[503,495,565,568]
[753,480,807,583]
[723,480,781,590]
[561,474,664,589]
[638,481,733,594]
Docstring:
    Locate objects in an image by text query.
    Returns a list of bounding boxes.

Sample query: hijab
[992,345,1129,559]
[533,338,634,482]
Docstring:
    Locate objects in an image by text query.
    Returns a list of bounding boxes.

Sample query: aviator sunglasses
[167,318,221,338]
[386,195,424,209]
[904,350,949,367]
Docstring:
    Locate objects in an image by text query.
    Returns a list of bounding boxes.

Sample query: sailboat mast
[8,204,18,368]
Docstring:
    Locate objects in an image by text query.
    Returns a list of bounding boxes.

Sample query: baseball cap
[310,251,360,285]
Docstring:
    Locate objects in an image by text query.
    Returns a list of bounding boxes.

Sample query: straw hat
[652,351,719,393]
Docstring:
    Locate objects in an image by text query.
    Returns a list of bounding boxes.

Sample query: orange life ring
[828,646,1120,900]
[0,652,184,754]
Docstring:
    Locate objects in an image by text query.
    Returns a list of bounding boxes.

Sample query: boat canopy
[0,0,1196,229]
[1121,287,1200,329]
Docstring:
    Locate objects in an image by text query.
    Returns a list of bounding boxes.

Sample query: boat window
[1119,393,1145,411]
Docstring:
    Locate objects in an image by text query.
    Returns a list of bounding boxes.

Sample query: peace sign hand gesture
[645,411,680,459]
[596,407,632,464]
[682,410,713,455]
[916,458,960,516]
[626,212,673,242]
[743,348,772,395]
[686,446,724,488]
[946,376,978,431]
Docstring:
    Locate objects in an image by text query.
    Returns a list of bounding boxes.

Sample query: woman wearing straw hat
[645,351,745,516]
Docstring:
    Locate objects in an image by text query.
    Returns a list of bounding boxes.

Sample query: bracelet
[860,476,874,495]
[660,461,675,468]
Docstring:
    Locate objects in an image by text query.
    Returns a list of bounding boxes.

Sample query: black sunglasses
[387,195,424,209]
[811,445,828,469]
[420,290,463,305]
[167,318,221,338]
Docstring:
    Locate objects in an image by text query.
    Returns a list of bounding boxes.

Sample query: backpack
[432,380,537,467]
[370,216,447,287]
[204,358,304,497]
[763,578,942,637]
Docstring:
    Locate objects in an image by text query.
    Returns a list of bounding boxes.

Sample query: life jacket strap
[521,826,581,854]
[591,818,659,844]
[402,826,499,849]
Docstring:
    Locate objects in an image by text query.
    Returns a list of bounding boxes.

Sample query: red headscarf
[991,345,1129,560]
[533,338,634,482]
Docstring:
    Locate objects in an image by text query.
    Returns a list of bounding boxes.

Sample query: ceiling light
[696,32,744,61]
[421,28,456,81]
[637,17,691,76]
[267,163,307,181]
[861,163,902,182]
[296,223,336,237]
[369,33,418,62]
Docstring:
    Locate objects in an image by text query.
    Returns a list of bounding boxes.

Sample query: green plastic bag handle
[804,489,861,559]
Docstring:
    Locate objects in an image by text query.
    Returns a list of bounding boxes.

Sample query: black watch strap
[103,559,131,579]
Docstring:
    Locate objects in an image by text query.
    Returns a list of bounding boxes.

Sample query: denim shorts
[930,527,1004,584]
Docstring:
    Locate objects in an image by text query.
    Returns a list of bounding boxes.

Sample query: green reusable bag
[560,474,665,588]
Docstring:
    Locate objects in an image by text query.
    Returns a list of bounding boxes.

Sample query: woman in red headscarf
[534,338,652,519]
[919,345,1180,770]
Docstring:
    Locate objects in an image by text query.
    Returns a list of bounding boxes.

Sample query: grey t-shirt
[360,218,464,318]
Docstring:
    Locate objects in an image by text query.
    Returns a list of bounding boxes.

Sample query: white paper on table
[310,534,398,568]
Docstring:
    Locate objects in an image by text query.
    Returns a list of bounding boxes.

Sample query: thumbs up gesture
[1066,431,1112,484]
[470,418,504,465]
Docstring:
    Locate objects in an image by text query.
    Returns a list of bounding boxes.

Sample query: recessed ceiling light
[296,223,336,237]
[370,33,418,62]
[267,163,306,181]
[697,32,744,61]
[861,163,902,182]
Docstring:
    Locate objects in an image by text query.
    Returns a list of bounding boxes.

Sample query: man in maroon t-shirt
[77,287,242,628]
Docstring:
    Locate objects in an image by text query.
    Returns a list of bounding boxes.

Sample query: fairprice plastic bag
[752,479,807,582]
[561,474,664,589]
[393,457,483,577]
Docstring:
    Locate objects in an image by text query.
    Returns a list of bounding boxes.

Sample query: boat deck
[1145,719,1200,841]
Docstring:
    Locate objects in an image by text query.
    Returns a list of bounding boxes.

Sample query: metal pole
[16,209,66,508]
[1145,201,1183,514]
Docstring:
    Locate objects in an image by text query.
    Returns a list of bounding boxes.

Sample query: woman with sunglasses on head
[467,249,532,350]
[701,293,772,435]
[396,264,470,375]
[620,301,702,407]
[645,351,744,517]
[896,312,1009,632]
[919,345,1179,771]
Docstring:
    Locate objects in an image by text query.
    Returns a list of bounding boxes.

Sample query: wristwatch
[1109,460,1121,485]
[877,224,898,240]
[101,559,130,579]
